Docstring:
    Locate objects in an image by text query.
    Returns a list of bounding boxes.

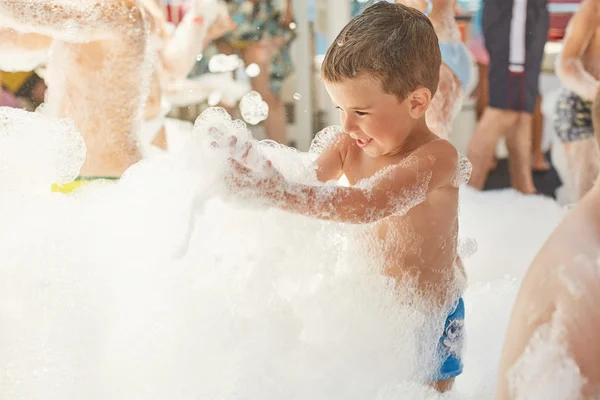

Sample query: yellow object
[1,71,33,94]
[51,177,119,194]
[229,40,253,50]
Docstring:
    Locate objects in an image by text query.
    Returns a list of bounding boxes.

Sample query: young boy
[496,90,600,400]
[554,0,600,202]
[225,2,467,392]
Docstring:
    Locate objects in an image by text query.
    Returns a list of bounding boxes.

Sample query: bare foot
[513,182,538,195]
[532,153,551,171]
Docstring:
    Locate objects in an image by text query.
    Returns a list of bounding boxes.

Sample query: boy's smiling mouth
[356,138,373,148]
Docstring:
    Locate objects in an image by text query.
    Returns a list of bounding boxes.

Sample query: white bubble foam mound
[0,106,575,399]
[459,186,566,283]
[240,90,269,125]
[192,106,252,151]
[0,48,48,72]
[0,107,86,193]
[310,125,343,157]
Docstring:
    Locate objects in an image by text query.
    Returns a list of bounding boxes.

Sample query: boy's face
[325,74,417,157]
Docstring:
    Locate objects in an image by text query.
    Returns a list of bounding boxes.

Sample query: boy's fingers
[241,142,252,162]
[227,136,238,156]
[228,158,250,175]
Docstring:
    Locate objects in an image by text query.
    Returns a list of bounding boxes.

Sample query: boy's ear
[408,87,432,119]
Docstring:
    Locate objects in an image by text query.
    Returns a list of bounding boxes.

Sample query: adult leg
[505,112,536,193]
[531,95,550,171]
[475,62,489,121]
[468,107,520,189]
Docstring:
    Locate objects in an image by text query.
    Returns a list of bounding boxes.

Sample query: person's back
[496,90,600,399]
[554,0,600,201]
[557,0,600,93]
[0,0,150,178]
[225,2,468,391]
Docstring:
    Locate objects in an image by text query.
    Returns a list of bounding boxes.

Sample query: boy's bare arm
[313,132,348,183]
[0,0,144,43]
[555,0,600,101]
[231,140,457,224]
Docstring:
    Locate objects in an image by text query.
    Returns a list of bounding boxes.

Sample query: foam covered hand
[224,138,286,202]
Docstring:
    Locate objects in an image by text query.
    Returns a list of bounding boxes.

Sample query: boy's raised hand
[210,135,286,202]
[226,156,285,202]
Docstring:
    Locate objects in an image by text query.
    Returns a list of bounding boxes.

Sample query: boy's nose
[341,115,358,135]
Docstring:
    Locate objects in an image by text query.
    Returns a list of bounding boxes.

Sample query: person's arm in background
[159,0,235,79]
[282,0,294,26]
[555,0,600,101]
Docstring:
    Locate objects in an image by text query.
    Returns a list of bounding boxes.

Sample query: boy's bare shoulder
[405,139,459,188]
[412,138,459,169]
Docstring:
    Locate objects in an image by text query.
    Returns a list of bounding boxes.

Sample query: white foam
[0,108,570,398]
[208,53,242,73]
[0,107,86,194]
[508,314,585,400]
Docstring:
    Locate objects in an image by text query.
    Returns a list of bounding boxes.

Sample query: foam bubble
[309,125,343,157]
[208,54,242,73]
[239,90,269,125]
[0,107,86,193]
[453,153,472,188]
[245,63,261,78]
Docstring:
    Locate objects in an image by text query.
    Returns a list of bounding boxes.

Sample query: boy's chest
[342,148,403,185]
